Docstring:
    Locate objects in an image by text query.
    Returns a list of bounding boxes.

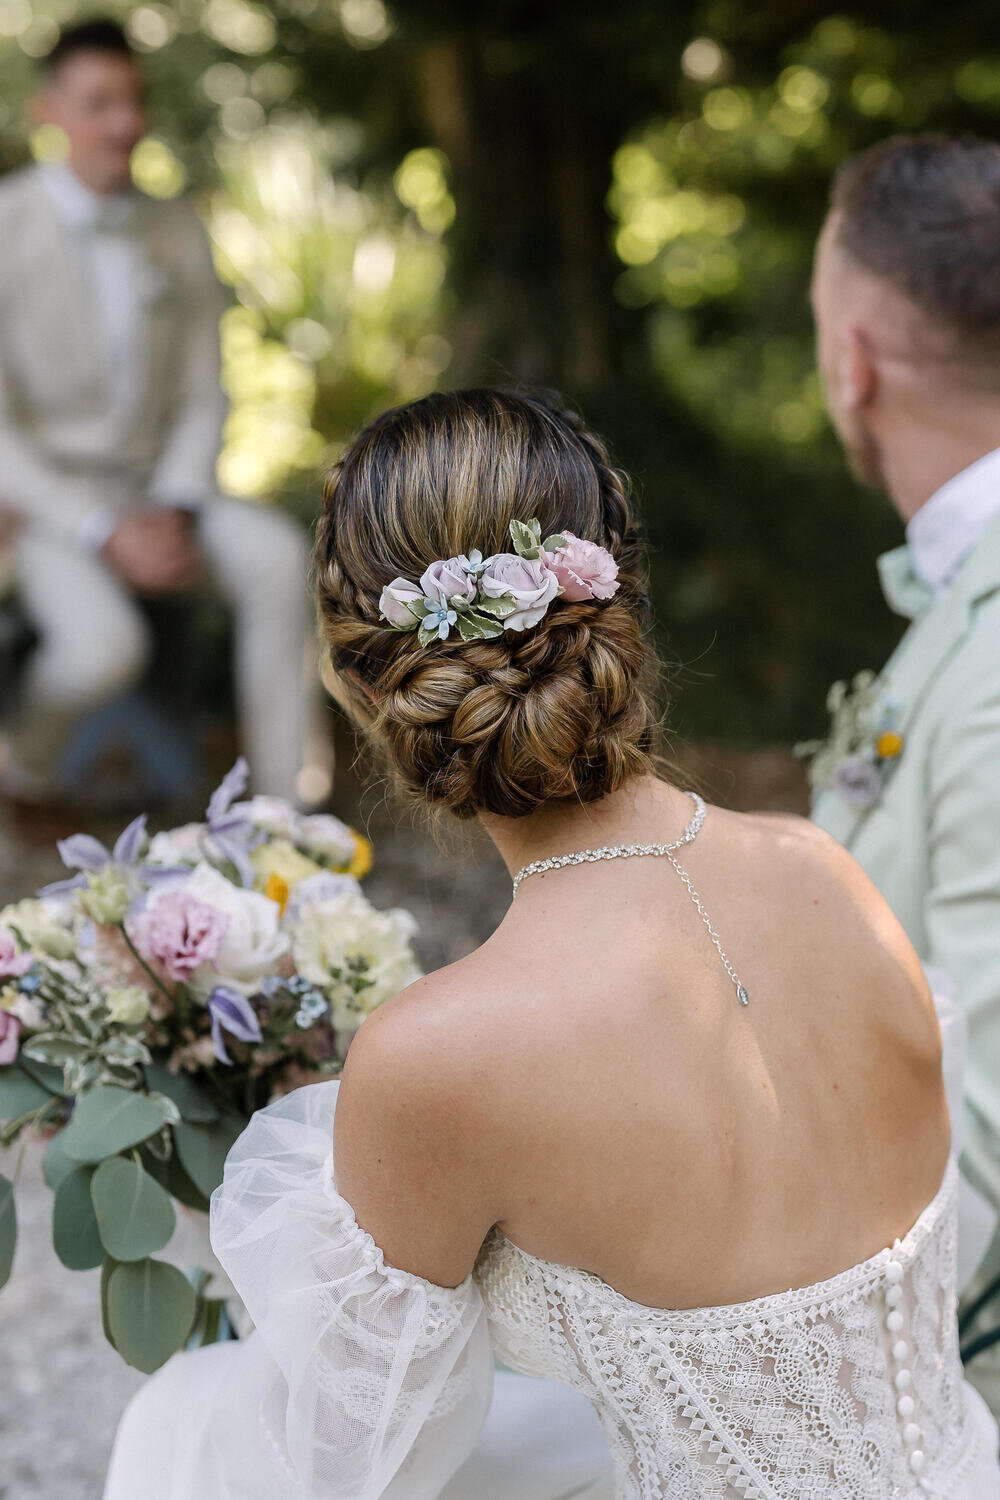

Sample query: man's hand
[101,509,202,594]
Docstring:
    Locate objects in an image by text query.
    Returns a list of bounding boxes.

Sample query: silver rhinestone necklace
[511,791,750,1008]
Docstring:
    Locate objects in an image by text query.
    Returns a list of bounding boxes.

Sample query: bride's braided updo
[314,389,662,819]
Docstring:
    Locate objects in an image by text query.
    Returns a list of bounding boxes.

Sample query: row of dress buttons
[885,1248,924,1477]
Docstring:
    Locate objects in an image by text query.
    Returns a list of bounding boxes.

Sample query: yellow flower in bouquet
[250,840,323,897]
[348,833,373,880]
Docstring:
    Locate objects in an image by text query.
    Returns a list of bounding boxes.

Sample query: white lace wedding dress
[104,1046,999,1500]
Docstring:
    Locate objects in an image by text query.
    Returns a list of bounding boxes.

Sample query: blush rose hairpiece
[378,518,619,645]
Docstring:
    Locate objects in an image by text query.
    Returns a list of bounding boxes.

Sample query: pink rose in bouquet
[0,927,33,981]
[130,891,228,983]
[0,1009,20,1064]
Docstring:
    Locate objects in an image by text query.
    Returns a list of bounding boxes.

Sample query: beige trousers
[9,496,318,802]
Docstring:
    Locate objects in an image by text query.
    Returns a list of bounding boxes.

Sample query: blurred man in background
[810,133,1000,1406]
[0,19,316,807]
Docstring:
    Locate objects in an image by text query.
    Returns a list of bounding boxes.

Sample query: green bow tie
[878,544,935,621]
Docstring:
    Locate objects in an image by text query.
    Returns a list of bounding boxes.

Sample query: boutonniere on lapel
[795,670,904,809]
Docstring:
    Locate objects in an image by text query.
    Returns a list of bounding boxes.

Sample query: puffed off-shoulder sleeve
[104,1080,493,1500]
[207,1080,493,1497]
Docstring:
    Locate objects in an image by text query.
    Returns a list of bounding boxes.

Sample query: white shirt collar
[38,160,139,230]
[906,446,1000,595]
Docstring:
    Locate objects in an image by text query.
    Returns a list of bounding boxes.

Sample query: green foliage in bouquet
[0,762,420,1371]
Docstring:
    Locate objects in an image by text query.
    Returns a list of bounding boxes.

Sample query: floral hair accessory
[378,517,619,645]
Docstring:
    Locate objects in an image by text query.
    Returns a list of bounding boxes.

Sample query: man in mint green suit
[810,135,1000,1402]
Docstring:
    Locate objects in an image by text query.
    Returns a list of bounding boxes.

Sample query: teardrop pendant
[737,985,750,1007]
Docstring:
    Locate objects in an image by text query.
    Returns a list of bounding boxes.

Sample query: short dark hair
[832,134,1000,343]
[44,18,134,77]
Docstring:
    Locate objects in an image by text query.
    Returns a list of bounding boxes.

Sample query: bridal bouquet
[0,762,420,1371]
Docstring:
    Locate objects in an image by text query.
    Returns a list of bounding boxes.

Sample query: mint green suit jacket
[813,511,1000,1210]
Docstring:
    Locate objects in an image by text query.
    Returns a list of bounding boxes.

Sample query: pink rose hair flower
[0,927,33,981]
[543,533,619,602]
[129,891,229,984]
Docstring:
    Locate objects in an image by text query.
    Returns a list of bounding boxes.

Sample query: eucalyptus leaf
[91,1157,176,1262]
[142,1145,212,1214]
[100,1255,119,1349]
[107,1258,197,1373]
[18,1057,68,1096]
[174,1115,245,1199]
[0,1065,53,1122]
[42,1130,77,1191]
[0,1173,15,1289]
[60,1086,175,1165]
[146,1092,182,1128]
[143,1066,218,1124]
[52,1166,103,1270]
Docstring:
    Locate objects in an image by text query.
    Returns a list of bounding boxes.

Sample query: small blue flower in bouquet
[0,762,419,1371]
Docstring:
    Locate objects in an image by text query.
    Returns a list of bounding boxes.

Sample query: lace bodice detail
[196,1078,997,1500]
[476,1156,993,1498]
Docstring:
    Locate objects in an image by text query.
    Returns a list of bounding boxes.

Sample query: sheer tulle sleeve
[205,1080,494,1499]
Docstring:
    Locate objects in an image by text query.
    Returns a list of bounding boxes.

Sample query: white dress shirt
[39,161,146,423]
[908,446,1000,597]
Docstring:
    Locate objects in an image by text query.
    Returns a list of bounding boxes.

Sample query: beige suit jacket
[0,164,228,539]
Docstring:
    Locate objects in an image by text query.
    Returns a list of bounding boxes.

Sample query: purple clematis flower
[40,813,187,902]
[204,758,263,889]
[207,985,263,1065]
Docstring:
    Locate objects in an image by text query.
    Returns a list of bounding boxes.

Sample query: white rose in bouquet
[133,863,289,997]
[292,890,420,1030]
[0,897,76,961]
[283,872,360,923]
[234,795,300,842]
[297,813,357,868]
[147,822,205,866]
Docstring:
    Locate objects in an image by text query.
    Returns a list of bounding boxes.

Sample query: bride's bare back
[336,776,949,1309]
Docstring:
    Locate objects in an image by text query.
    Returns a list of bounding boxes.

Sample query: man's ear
[840,325,877,412]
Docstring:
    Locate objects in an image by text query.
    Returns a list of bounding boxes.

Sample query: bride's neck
[479,774,694,880]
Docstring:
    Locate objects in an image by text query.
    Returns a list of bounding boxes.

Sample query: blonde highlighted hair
[314,389,664,819]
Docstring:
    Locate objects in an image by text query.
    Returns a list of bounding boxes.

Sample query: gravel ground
[0,745,805,1500]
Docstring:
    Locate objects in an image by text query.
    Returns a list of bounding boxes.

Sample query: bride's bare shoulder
[726,805,880,892]
[332,955,516,1281]
[337,948,517,1146]
[722,805,927,986]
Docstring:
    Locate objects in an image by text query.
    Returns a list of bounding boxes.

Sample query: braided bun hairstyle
[314,389,663,820]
